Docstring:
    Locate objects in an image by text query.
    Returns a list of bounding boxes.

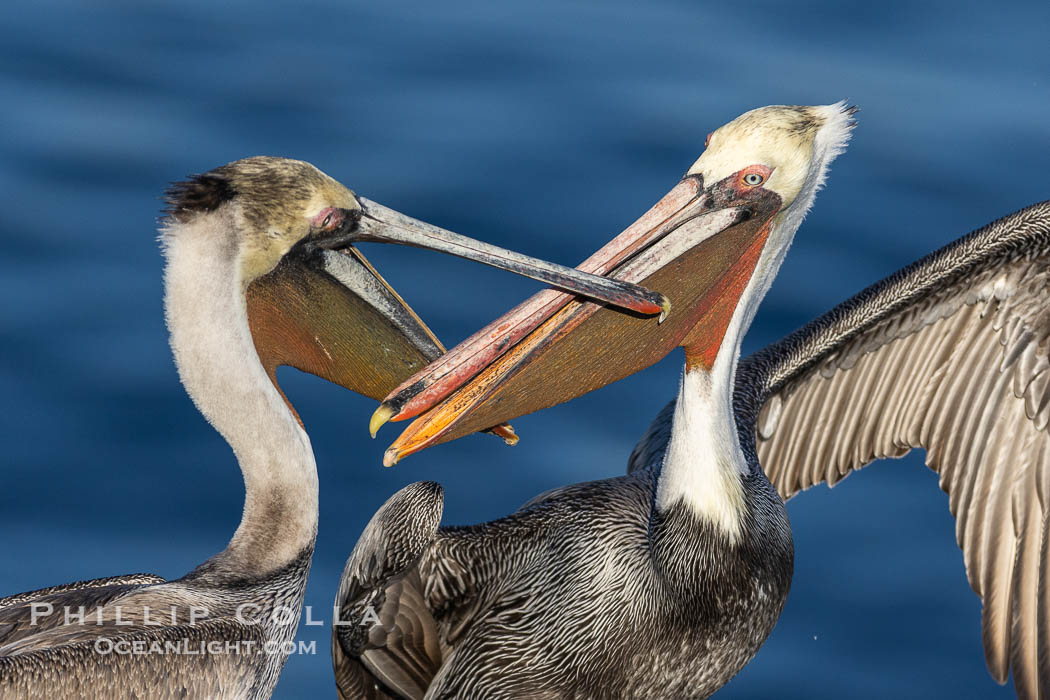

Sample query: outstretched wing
[727,201,1050,698]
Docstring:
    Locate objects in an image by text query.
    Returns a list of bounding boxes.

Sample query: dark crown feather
[164,173,237,223]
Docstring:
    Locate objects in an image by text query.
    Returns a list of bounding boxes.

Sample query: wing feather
[730,201,1050,695]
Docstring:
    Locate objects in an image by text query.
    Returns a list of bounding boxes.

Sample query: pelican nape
[342,105,1050,699]
[0,156,664,698]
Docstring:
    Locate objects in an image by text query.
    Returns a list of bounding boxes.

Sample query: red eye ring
[312,207,341,230]
[736,165,772,190]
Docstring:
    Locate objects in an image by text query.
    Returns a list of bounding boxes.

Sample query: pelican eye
[322,212,333,228]
[742,172,765,187]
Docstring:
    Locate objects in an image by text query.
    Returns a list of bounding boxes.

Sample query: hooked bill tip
[658,296,671,324]
[382,447,401,467]
[499,425,519,446]
[490,423,519,445]
[369,404,395,438]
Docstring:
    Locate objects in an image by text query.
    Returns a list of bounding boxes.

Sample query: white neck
[162,209,317,575]
[655,216,795,542]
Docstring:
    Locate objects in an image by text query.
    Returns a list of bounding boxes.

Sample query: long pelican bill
[380,177,784,464]
[353,197,668,316]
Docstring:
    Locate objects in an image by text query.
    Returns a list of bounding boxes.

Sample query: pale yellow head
[165,156,361,283]
[688,102,855,217]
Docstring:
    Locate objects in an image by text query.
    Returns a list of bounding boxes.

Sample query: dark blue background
[2,1,1048,697]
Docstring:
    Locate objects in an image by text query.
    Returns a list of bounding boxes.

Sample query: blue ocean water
[1,1,1048,697]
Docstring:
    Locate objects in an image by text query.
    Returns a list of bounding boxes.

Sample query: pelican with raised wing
[0,156,664,699]
[342,105,1050,699]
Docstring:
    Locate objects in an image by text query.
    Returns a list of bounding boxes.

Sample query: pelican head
[165,156,365,283]
[372,104,856,461]
[691,103,854,215]
[685,104,856,283]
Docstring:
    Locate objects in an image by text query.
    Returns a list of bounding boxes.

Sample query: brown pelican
[0,156,664,699]
[337,105,1050,699]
